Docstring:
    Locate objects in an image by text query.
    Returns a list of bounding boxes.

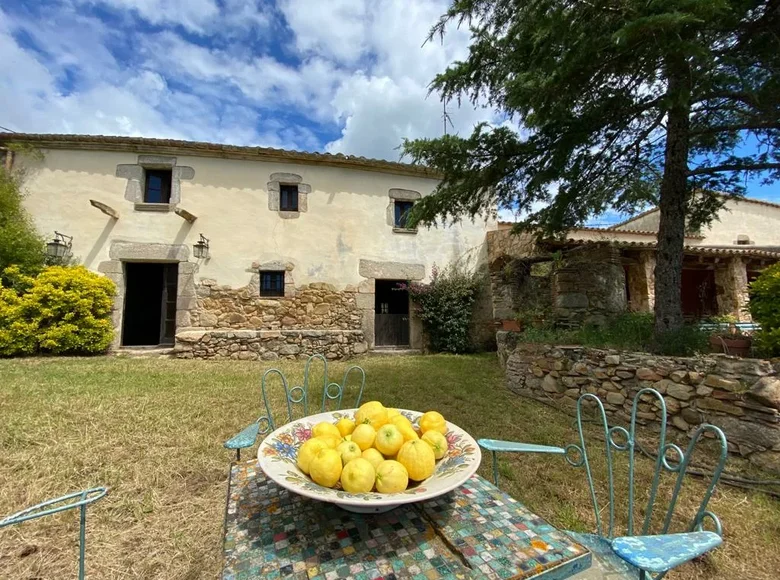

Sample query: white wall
[19,148,494,288]
[615,199,780,247]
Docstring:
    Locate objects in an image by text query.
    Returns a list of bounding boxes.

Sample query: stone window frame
[387,188,421,234]
[248,260,296,298]
[116,155,195,212]
[268,173,311,219]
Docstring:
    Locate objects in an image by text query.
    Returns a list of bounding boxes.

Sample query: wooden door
[159,264,178,345]
[375,280,410,346]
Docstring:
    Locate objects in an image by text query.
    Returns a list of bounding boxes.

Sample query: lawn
[1,354,778,579]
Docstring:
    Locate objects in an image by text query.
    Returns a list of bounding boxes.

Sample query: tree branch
[688,162,780,176]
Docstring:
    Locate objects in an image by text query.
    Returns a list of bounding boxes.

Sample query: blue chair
[224,354,366,460]
[1,487,108,580]
[480,388,727,579]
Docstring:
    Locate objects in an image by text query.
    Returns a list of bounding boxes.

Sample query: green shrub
[0,167,45,283]
[749,263,780,356]
[407,264,482,354]
[513,312,708,356]
[0,265,116,356]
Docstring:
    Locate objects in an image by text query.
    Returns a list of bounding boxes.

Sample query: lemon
[336,418,356,437]
[375,424,404,457]
[386,408,401,419]
[309,448,342,488]
[313,421,342,439]
[297,438,329,475]
[419,411,447,435]
[361,448,385,470]
[351,423,376,451]
[340,458,376,493]
[318,435,341,449]
[397,439,436,481]
[375,460,409,493]
[355,401,389,429]
[337,440,362,465]
[422,430,448,460]
[391,415,420,442]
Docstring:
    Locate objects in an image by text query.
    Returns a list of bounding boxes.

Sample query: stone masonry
[497,331,780,473]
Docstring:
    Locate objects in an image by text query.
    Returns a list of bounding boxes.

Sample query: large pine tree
[403,0,779,333]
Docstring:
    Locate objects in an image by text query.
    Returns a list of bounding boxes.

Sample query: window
[394,200,414,229]
[280,184,299,212]
[260,271,285,297]
[144,169,172,204]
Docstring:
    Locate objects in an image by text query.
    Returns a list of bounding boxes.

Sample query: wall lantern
[193,234,210,259]
[46,231,73,262]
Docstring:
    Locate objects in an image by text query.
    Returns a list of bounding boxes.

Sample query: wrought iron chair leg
[79,502,87,580]
[236,448,241,461]
[492,450,499,487]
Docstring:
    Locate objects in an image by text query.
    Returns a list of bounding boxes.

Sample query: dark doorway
[375,280,410,347]
[681,268,718,319]
[122,262,178,346]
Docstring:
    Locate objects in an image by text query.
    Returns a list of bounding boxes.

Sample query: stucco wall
[19,149,492,288]
[616,199,780,247]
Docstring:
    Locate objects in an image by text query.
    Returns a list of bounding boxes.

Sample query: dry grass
[0,354,778,579]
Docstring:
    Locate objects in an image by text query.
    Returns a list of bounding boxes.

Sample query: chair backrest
[569,388,727,540]
[256,354,365,436]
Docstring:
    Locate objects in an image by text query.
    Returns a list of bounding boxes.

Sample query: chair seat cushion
[611,531,722,573]
[224,422,260,450]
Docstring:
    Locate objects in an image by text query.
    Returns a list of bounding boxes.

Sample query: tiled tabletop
[223,461,591,580]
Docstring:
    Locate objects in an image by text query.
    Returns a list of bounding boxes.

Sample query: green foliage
[406,264,482,353]
[513,313,708,356]
[0,265,116,356]
[749,263,780,356]
[0,167,45,282]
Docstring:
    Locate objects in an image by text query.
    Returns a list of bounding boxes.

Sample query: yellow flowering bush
[0,265,116,356]
[749,263,780,357]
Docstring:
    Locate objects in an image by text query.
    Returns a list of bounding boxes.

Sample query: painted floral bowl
[257,409,481,513]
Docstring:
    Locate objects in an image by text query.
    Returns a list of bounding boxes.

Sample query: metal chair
[479,388,727,579]
[0,487,108,580]
[224,354,366,460]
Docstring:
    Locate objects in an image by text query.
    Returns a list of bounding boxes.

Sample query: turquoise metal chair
[0,487,108,580]
[224,354,366,460]
[480,388,727,579]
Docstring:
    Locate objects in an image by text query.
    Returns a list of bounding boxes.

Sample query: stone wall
[174,329,366,360]
[497,332,780,473]
[191,281,362,331]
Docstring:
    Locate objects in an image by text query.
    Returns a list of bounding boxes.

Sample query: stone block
[671,416,690,432]
[358,259,425,281]
[555,293,589,309]
[703,374,741,391]
[681,407,701,424]
[636,367,662,381]
[355,293,374,309]
[606,392,626,405]
[696,385,714,396]
[697,398,744,415]
[109,241,189,262]
[669,370,688,383]
[542,374,565,394]
[604,355,620,365]
[666,383,694,401]
[747,377,780,410]
[353,342,368,354]
[176,330,205,343]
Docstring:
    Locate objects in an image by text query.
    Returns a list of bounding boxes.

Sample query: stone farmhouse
[3,132,780,358]
[489,196,780,327]
[0,133,495,359]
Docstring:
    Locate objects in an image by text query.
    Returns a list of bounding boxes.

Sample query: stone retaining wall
[497,331,780,473]
[174,329,367,360]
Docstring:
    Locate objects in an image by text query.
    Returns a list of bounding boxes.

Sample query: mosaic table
[222,460,591,580]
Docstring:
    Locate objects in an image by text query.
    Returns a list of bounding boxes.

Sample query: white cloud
[75,0,222,34]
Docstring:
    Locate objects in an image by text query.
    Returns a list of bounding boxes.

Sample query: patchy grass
[0,354,777,579]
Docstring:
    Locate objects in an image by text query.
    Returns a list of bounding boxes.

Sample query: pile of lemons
[296,401,449,494]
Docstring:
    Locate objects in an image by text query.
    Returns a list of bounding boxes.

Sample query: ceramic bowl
[257,408,481,513]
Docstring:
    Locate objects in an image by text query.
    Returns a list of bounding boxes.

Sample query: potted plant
[708,317,752,357]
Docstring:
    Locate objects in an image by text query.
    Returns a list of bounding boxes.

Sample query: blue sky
[1,0,777,224]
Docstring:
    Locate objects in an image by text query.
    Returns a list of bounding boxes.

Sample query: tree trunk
[654,60,691,334]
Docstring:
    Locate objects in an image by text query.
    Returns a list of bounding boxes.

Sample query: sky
[0,0,777,224]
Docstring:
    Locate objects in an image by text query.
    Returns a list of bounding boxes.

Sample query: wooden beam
[175,207,197,223]
[89,199,119,219]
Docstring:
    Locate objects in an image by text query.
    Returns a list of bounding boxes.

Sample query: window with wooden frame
[394,200,414,229]
[279,184,299,212]
[260,271,285,297]
[144,169,172,204]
